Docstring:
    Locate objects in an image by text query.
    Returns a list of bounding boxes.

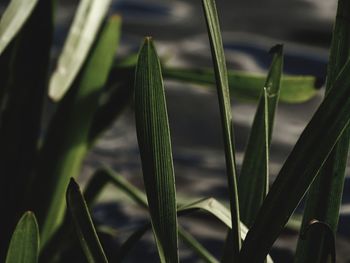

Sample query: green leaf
[82,168,273,263]
[134,37,179,263]
[178,227,219,263]
[6,212,39,263]
[239,57,350,262]
[0,0,38,55]
[295,1,350,261]
[49,0,112,101]
[238,45,283,227]
[66,179,108,263]
[163,67,317,104]
[201,0,241,260]
[31,16,121,245]
[298,220,336,263]
[84,168,148,208]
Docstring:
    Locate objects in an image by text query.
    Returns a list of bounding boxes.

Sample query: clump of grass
[0,0,348,262]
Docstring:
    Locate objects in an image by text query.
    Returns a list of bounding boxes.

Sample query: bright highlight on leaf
[0,0,38,55]
[134,37,179,263]
[5,212,39,263]
[49,0,112,101]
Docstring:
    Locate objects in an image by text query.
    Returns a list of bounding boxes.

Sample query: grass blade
[134,38,179,263]
[238,45,283,227]
[298,220,336,263]
[294,0,350,261]
[5,212,39,263]
[31,16,121,244]
[49,0,112,101]
[239,58,350,262]
[83,168,274,262]
[0,0,38,55]
[178,227,219,263]
[163,67,316,103]
[66,179,108,263]
[201,0,241,259]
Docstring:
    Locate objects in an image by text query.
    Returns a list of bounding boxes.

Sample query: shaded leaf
[0,0,54,256]
[239,58,350,262]
[134,37,178,263]
[201,0,241,260]
[295,0,350,261]
[67,179,108,263]
[238,45,283,227]
[298,220,336,263]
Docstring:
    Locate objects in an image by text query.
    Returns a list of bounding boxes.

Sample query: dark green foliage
[134,38,179,263]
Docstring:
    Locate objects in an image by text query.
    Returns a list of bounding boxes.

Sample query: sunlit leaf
[49,0,112,101]
[0,0,38,55]
[6,212,39,263]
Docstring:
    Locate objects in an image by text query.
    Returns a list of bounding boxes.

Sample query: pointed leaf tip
[269,44,283,55]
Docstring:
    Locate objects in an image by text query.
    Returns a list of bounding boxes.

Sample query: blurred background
[3,0,348,262]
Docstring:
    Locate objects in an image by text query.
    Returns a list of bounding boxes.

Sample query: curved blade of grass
[201,0,241,259]
[31,16,121,245]
[294,0,350,261]
[178,227,219,263]
[5,212,39,263]
[239,58,350,262]
[84,168,148,207]
[238,45,283,227]
[134,37,179,263]
[0,0,38,55]
[49,0,112,101]
[83,168,273,263]
[163,67,317,103]
[298,220,336,263]
[66,179,108,263]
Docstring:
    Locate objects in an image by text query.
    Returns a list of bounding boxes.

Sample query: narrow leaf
[239,58,350,262]
[295,0,350,261]
[6,212,39,263]
[31,16,121,244]
[178,227,219,263]
[66,179,108,263]
[0,0,38,55]
[83,168,273,263]
[163,67,317,103]
[134,38,179,263]
[201,0,241,259]
[298,220,336,263]
[49,0,112,101]
[238,45,283,227]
